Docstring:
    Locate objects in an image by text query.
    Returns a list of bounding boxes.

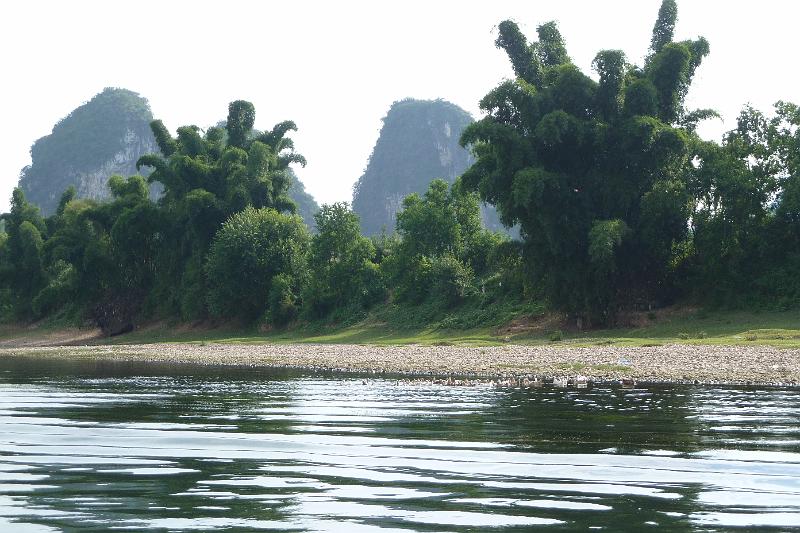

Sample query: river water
[0,357,799,532]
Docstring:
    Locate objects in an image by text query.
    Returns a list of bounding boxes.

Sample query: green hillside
[351,99,508,236]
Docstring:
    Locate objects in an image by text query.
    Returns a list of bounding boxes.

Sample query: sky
[1,0,798,213]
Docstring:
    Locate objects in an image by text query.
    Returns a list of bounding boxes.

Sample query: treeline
[0,100,519,333]
[458,0,800,323]
[1,0,798,331]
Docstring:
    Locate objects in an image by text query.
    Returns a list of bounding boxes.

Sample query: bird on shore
[521,377,544,388]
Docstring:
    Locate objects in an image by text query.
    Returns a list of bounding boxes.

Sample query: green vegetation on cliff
[19,88,155,215]
[351,99,508,236]
[17,89,320,228]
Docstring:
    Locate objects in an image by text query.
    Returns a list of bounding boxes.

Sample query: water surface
[1,356,799,531]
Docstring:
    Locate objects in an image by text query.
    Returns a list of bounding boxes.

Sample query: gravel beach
[1,342,799,385]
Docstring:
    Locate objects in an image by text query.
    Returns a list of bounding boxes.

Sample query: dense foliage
[1,102,313,331]
[453,0,799,323]
[688,103,800,308]
[303,203,384,320]
[1,0,798,334]
[461,2,707,323]
[0,189,48,319]
[17,88,320,226]
[136,100,308,321]
[384,179,507,307]
[206,207,309,322]
[1,97,516,333]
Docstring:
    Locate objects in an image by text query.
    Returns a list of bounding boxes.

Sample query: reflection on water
[0,357,799,531]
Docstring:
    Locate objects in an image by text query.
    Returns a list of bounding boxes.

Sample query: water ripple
[0,358,799,531]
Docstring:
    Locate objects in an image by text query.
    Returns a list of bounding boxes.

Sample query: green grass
[89,298,540,347]
[111,306,800,348]
[531,309,800,348]
[3,305,799,349]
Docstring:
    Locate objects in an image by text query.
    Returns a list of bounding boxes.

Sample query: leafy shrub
[429,254,475,307]
[32,260,77,317]
[206,207,309,321]
[303,203,385,318]
[268,274,299,326]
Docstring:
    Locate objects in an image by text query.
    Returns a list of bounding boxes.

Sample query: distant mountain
[19,88,158,215]
[351,98,509,236]
[17,88,319,227]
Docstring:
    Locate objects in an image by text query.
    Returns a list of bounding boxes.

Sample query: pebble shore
[1,342,799,386]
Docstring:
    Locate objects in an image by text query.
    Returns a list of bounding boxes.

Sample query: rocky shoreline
[1,342,799,386]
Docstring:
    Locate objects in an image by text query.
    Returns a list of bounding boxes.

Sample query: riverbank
[2,341,799,385]
[89,307,800,349]
[3,307,800,349]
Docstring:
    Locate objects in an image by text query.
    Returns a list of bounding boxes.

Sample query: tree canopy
[460,3,711,323]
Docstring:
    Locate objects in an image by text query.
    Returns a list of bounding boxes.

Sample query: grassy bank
[4,303,796,349]
[3,304,800,385]
[148,309,800,348]
[568,310,800,348]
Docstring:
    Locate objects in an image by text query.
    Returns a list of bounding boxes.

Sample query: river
[1,356,799,531]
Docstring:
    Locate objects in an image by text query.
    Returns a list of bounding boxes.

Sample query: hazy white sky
[1,0,798,212]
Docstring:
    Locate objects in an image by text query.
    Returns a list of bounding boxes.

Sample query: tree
[303,203,384,318]
[649,0,678,56]
[136,100,306,318]
[16,222,46,317]
[0,189,48,319]
[689,101,800,306]
[386,179,503,307]
[62,175,161,333]
[460,0,709,323]
[35,195,96,314]
[205,207,310,321]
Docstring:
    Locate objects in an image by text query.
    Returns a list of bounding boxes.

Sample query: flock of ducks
[385,376,637,389]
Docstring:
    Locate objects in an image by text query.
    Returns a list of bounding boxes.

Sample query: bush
[32,260,77,317]
[429,254,475,307]
[303,203,386,318]
[205,207,309,321]
[268,274,299,325]
[178,257,208,321]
